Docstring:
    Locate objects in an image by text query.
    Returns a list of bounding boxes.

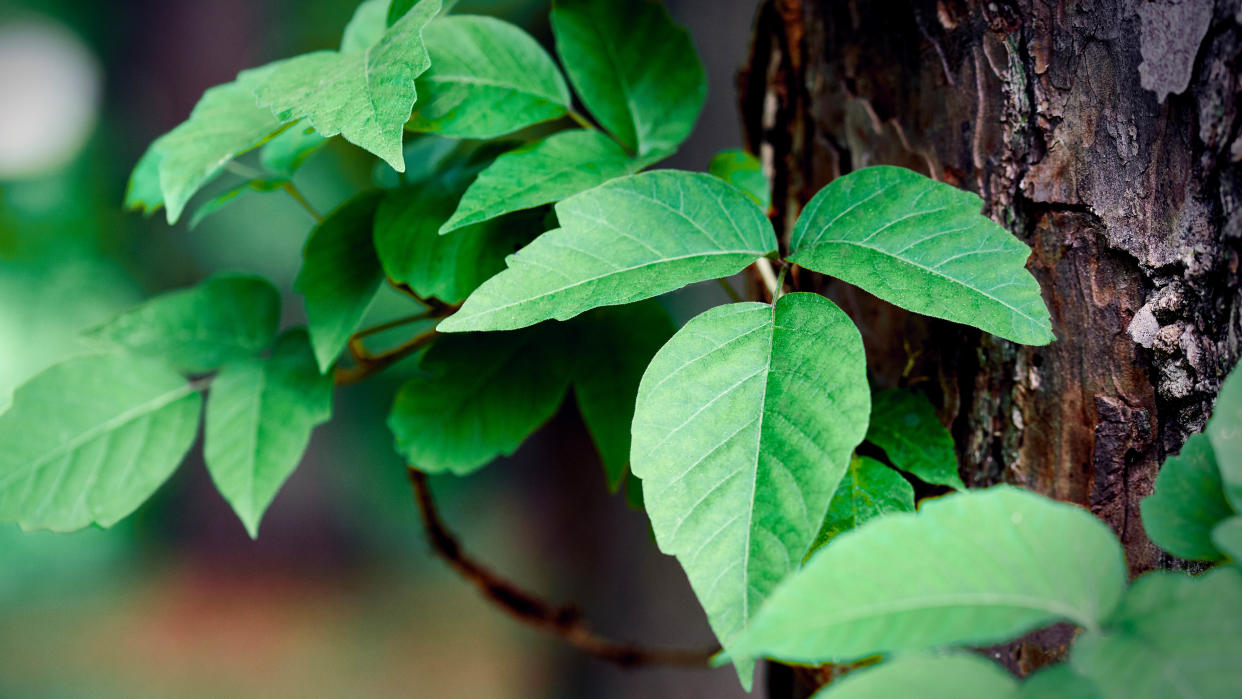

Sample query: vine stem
[755,257,781,300]
[282,182,324,224]
[717,277,743,303]
[407,468,721,668]
[567,110,596,131]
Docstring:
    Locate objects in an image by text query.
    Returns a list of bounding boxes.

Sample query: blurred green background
[0,0,764,697]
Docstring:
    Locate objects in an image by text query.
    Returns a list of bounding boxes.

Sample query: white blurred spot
[0,19,101,178]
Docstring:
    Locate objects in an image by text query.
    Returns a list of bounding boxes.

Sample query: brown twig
[406,468,721,668]
[334,329,437,386]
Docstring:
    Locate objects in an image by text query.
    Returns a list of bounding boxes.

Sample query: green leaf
[1206,366,1242,510]
[440,130,638,234]
[865,389,965,490]
[573,301,675,491]
[341,0,390,52]
[259,125,326,177]
[789,166,1054,345]
[125,144,164,216]
[811,455,915,553]
[130,66,288,224]
[1019,665,1102,699]
[709,149,770,211]
[387,324,573,475]
[189,177,289,229]
[550,0,706,157]
[1212,515,1242,564]
[253,0,440,171]
[204,330,334,538]
[1139,433,1233,561]
[374,180,537,303]
[407,16,571,139]
[438,170,777,333]
[730,486,1127,666]
[295,192,386,372]
[0,355,202,531]
[631,293,870,687]
[86,273,280,374]
[1071,567,1242,699]
[809,653,1018,699]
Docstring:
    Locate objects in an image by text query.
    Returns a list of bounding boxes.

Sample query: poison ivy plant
[40,0,1242,696]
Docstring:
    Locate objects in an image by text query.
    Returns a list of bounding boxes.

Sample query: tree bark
[741,0,1242,692]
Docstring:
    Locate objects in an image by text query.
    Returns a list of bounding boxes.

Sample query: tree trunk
[741,0,1242,693]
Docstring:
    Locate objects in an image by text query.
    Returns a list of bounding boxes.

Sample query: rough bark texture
[741,0,1242,691]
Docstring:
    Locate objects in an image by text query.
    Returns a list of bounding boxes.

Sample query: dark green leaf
[550,0,706,157]
[86,273,280,373]
[387,324,573,474]
[730,486,1127,667]
[709,149,769,210]
[809,653,1018,699]
[1019,666,1102,699]
[1071,567,1242,698]
[789,166,1054,345]
[866,389,965,490]
[204,330,334,538]
[1140,433,1233,561]
[374,181,537,303]
[573,300,675,491]
[253,0,439,171]
[407,16,571,139]
[295,192,386,372]
[440,130,638,234]
[0,355,202,531]
[438,170,777,333]
[631,293,870,687]
[811,455,915,553]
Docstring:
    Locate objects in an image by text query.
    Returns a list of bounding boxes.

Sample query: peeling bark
[743,0,1242,691]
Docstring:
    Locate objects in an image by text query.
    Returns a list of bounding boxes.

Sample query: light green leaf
[789,166,1054,345]
[709,149,770,211]
[440,130,638,234]
[387,324,572,475]
[85,273,280,374]
[131,66,288,224]
[631,293,870,687]
[295,192,386,372]
[341,0,390,52]
[253,0,440,171]
[0,355,202,532]
[407,15,571,139]
[189,178,289,229]
[1071,567,1242,699]
[811,455,915,553]
[810,653,1018,699]
[574,301,675,491]
[550,0,706,157]
[1139,433,1232,561]
[374,180,537,303]
[1206,366,1242,510]
[730,486,1127,666]
[865,389,965,490]
[205,330,333,538]
[1212,515,1242,563]
[259,125,326,177]
[438,170,776,333]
